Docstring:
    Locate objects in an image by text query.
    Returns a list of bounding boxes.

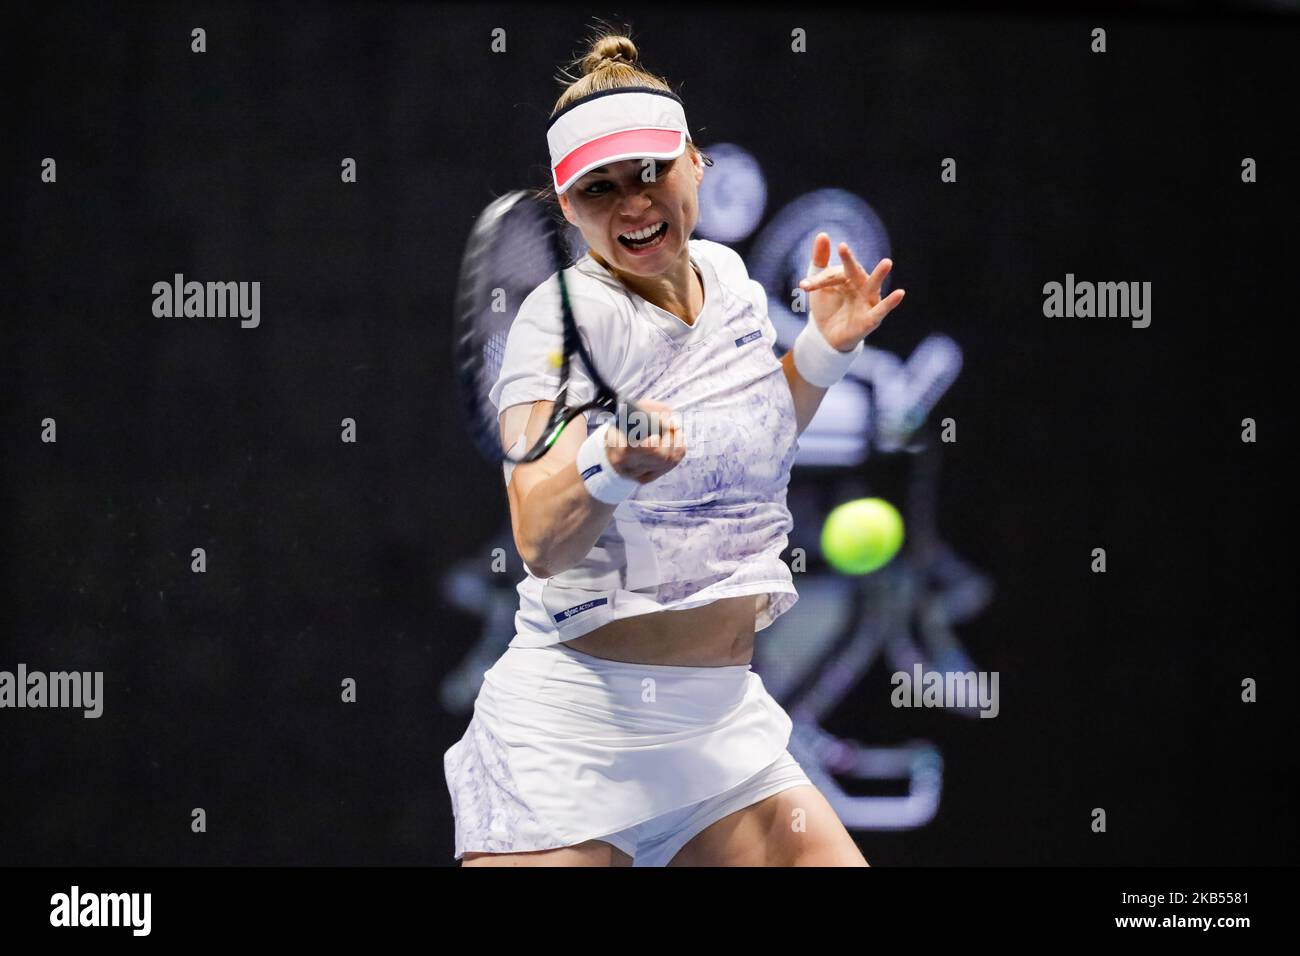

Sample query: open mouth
[617,220,669,250]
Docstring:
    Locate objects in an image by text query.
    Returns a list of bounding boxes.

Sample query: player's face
[559,150,704,278]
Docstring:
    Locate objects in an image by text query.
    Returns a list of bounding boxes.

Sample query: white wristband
[575,422,640,505]
[792,320,864,388]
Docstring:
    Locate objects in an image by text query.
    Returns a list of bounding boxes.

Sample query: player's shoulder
[516,259,630,328]
[690,237,749,279]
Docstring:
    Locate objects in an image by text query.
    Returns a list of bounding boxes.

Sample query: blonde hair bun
[581,35,638,75]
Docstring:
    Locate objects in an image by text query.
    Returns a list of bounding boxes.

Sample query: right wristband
[575,422,640,505]
[792,320,864,388]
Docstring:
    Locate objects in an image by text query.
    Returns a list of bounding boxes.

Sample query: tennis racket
[454,189,659,465]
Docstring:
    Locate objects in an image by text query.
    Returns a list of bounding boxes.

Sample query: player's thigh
[462,839,633,867]
[668,784,868,867]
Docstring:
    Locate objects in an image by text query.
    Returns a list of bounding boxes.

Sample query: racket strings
[457,193,579,462]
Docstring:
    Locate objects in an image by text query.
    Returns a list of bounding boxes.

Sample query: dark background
[3,1,1295,866]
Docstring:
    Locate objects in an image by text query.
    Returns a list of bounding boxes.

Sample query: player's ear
[690,147,704,185]
[558,192,577,226]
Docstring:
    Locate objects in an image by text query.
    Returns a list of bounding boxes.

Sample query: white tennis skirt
[444,642,795,859]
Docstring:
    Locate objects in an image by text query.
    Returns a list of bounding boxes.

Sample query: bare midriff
[561,594,763,667]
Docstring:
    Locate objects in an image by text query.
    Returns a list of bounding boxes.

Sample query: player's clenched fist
[606,398,687,484]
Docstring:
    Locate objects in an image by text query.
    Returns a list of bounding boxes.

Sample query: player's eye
[638,160,670,181]
[580,161,670,196]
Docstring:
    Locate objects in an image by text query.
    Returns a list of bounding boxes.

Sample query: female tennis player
[444,31,905,866]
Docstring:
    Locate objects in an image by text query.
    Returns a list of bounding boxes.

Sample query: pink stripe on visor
[552,128,686,195]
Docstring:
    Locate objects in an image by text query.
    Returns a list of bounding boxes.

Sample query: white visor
[547,88,691,195]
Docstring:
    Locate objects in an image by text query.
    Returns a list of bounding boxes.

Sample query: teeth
[621,222,665,241]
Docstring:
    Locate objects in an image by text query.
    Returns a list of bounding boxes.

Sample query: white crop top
[489,238,801,648]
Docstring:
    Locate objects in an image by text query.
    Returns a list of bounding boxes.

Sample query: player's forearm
[515,464,618,578]
[780,350,830,437]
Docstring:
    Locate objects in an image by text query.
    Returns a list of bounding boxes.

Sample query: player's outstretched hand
[799,232,906,351]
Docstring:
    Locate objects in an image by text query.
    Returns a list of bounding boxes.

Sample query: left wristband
[792,320,864,388]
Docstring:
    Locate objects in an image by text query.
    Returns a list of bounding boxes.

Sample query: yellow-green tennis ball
[821,497,904,575]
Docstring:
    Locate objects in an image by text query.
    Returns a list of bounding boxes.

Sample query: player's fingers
[802,273,850,293]
[864,257,893,297]
[656,411,679,440]
[808,232,832,273]
[870,288,907,321]
[838,243,872,288]
[634,400,677,439]
[801,268,848,291]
